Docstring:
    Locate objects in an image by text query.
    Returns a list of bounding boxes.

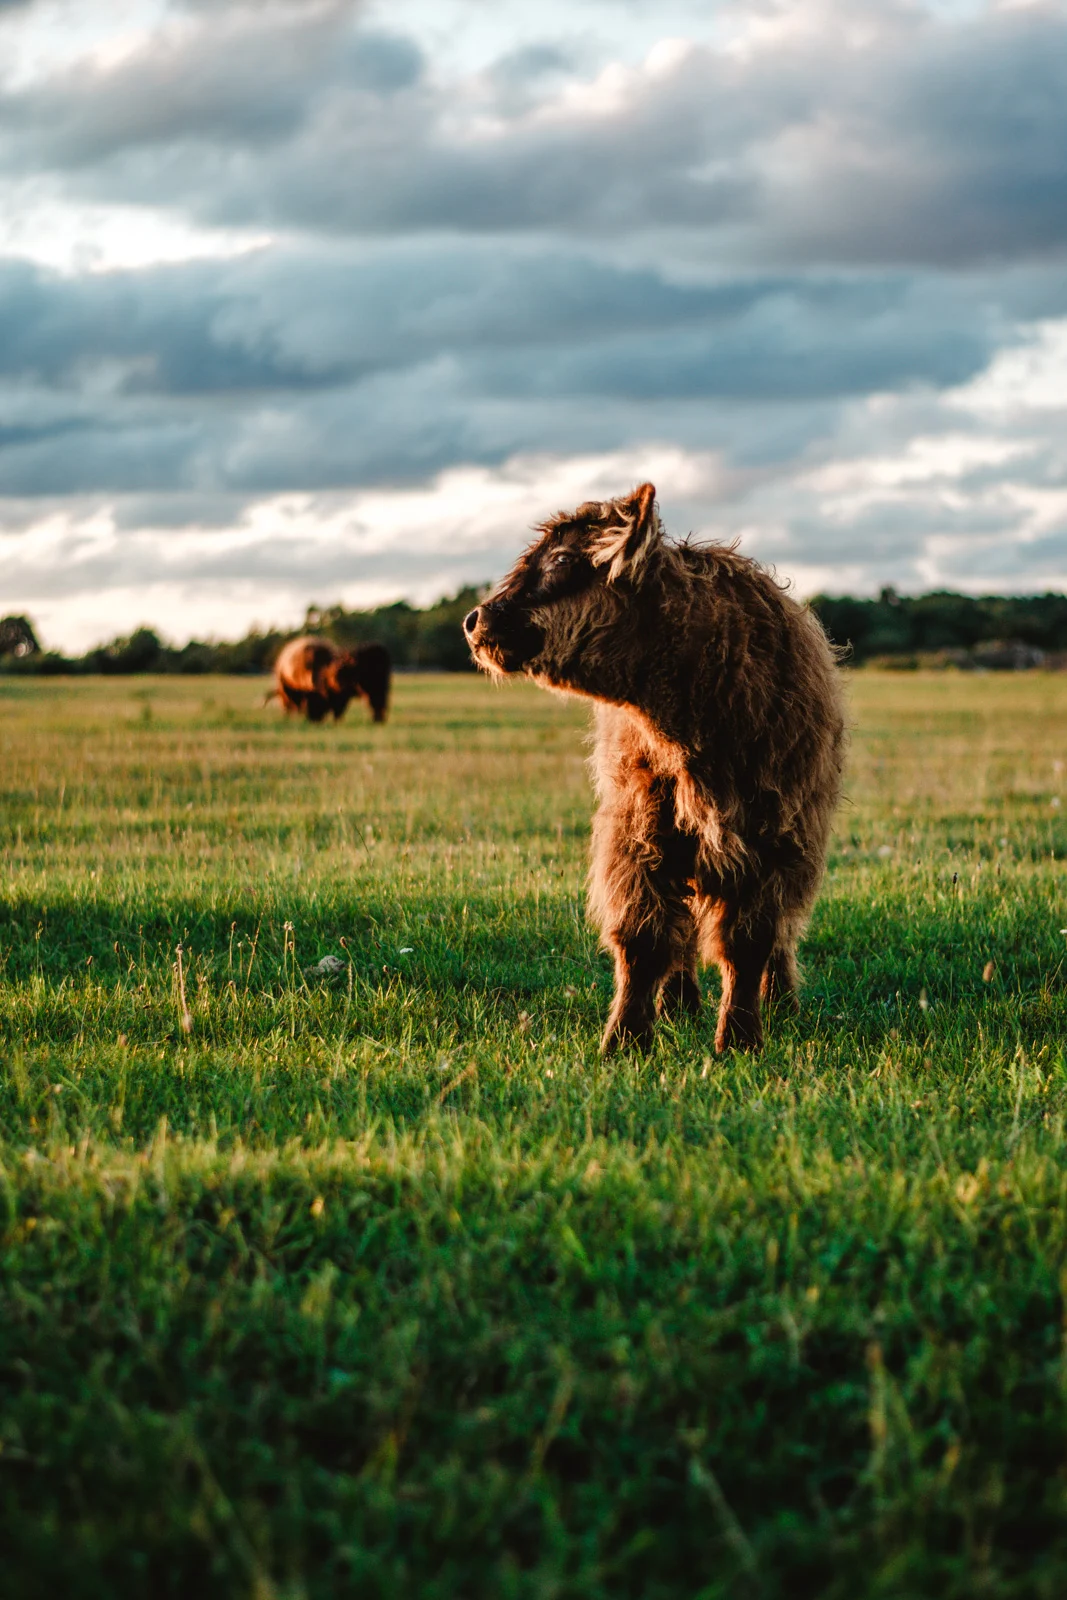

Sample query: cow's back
[274,635,337,695]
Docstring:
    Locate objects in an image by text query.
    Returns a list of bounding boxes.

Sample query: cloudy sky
[0,0,1065,650]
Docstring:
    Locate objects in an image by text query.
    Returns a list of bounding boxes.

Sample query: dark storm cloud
[0,257,328,392]
[0,250,1010,401]
[470,275,1000,402]
[0,246,1013,498]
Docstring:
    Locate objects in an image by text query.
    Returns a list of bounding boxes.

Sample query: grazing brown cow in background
[465,483,845,1056]
[269,636,390,723]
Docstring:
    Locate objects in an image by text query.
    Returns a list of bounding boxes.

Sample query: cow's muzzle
[464,601,544,675]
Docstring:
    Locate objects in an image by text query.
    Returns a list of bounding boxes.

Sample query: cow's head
[328,652,389,722]
[325,654,361,697]
[464,483,664,693]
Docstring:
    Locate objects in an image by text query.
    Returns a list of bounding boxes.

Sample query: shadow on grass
[4,888,1063,1098]
[3,880,1062,1012]
[0,886,596,987]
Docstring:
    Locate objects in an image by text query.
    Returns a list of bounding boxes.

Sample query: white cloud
[0,0,168,93]
[0,185,272,273]
[801,434,1036,500]
[951,319,1067,418]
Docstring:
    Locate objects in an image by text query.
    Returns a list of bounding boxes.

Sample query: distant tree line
[4,584,1067,675]
[808,587,1067,666]
[0,588,482,676]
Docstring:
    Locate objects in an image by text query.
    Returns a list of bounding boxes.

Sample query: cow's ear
[589,483,662,584]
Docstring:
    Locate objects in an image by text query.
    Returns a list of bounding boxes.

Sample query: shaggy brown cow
[269,636,390,724]
[465,484,845,1056]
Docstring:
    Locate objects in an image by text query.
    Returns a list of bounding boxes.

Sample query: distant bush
[0,615,40,659]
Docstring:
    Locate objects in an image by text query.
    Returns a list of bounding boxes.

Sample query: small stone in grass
[310,1196,325,1218]
[982,960,996,982]
[305,955,347,978]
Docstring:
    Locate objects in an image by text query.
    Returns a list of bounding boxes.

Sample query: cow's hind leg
[659,921,702,1020]
[761,931,800,1014]
[699,899,776,1053]
[602,912,693,1056]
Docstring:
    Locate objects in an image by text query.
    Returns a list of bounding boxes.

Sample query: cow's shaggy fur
[269,636,391,724]
[465,483,846,1055]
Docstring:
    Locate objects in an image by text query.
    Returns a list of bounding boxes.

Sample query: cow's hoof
[600,1017,655,1057]
[659,970,703,1019]
[714,1009,763,1054]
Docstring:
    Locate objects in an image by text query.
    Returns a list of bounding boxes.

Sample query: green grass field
[3,669,1067,1598]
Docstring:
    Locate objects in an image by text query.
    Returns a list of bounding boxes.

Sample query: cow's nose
[463,608,481,636]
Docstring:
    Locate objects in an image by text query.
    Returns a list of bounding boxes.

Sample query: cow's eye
[551,549,573,568]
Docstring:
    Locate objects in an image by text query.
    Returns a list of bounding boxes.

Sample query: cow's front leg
[589,790,696,1057]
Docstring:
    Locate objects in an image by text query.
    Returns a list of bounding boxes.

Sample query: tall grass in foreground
[3,671,1067,1598]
